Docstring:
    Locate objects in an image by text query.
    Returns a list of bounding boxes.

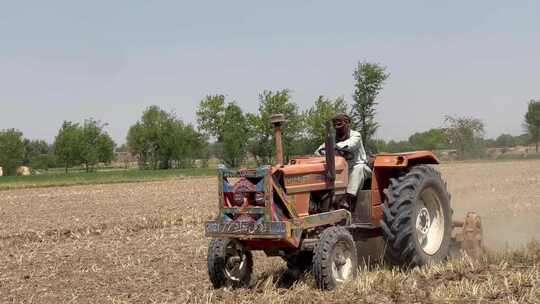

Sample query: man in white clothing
[315,114,372,208]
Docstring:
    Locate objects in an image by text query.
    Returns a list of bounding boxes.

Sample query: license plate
[206,221,285,235]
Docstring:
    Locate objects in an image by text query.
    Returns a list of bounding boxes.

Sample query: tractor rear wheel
[207,238,253,288]
[313,226,357,290]
[380,165,452,267]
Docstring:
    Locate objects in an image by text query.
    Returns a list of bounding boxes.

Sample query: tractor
[205,114,483,290]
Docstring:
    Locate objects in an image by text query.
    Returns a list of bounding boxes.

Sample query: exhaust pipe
[324,121,336,188]
[270,114,286,166]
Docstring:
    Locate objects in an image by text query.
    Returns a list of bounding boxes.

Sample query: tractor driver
[315,114,372,209]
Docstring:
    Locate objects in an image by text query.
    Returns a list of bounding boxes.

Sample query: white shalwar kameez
[315,130,372,195]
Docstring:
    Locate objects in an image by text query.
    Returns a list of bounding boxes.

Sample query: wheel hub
[331,243,353,283]
[416,188,446,256]
[417,207,431,235]
[224,243,248,282]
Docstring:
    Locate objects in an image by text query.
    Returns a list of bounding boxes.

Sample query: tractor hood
[274,156,349,195]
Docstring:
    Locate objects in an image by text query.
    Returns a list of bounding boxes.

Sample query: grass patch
[0,168,216,190]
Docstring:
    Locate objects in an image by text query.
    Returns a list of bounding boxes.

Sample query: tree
[222,103,249,167]
[443,115,486,159]
[351,61,389,153]
[80,119,102,172]
[196,95,248,166]
[196,95,226,142]
[96,132,116,164]
[127,106,170,169]
[303,95,348,152]
[495,134,517,148]
[408,128,447,151]
[160,118,206,169]
[75,119,116,172]
[524,99,540,152]
[247,89,303,164]
[383,140,414,153]
[22,139,57,171]
[23,139,50,165]
[515,134,531,147]
[54,122,84,173]
[128,105,207,169]
[0,129,25,175]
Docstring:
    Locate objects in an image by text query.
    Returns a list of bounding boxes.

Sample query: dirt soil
[1,160,539,303]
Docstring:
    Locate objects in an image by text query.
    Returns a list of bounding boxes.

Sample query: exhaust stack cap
[270,114,286,126]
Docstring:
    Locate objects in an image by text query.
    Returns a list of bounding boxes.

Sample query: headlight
[255,192,265,205]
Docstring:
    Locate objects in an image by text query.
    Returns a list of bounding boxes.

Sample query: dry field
[1,160,539,303]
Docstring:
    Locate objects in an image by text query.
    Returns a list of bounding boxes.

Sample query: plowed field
[1,160,539,303]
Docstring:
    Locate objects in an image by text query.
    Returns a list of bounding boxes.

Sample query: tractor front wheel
[313,226,358,290]
[381,165,452,267]
[207,239,253,288]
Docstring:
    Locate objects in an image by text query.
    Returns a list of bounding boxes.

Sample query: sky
[1,1,539,144]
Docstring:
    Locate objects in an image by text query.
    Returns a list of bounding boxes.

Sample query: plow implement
[451,212,484,258]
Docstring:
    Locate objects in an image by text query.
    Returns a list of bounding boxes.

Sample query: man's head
[331,113,351,139]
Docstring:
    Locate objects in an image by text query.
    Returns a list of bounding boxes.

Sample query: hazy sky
[1,1,539,144]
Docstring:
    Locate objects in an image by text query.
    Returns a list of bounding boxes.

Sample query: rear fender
[370,151,440,226]
[374,151,439,168]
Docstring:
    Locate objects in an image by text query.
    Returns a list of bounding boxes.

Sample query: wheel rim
[331,241,354,283]
[416,187,445,255]
[224,241,248,282]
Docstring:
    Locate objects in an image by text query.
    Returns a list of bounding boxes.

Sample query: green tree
[77,119,116,172]
[54,122,84,173]
[444,115,486,160]
[23,139,50,165]
[384,140,414,153]
[196,95,226,142]
[495,134,517,148]
[196,95,248,166]
[128,106,207,169]
[222,103,249,167]
[372,138,388,152]
[80,119,101,172]
[303,95,348,152]
[22,139,58,170]
[160,118,206,169]
[408,128,447,151]
[96,133,116,164]
[515,134,531,147]
[0,129,25,175]
[127,106,170,169]
[351,61,389,153]
[524,99,540,152]
[126,122,148,168]
[247,89,302,164]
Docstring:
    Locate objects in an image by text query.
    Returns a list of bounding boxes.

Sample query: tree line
[0,119,115,175]
[1,61,540,175]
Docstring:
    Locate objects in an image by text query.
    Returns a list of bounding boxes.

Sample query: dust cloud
[440,160,540,249]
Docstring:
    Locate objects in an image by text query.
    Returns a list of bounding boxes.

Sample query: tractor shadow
[254,268,308,289]
[254,262,392,290]
[252,237,392,290]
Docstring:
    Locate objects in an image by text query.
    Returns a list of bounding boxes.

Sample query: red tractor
[205,114,482,290]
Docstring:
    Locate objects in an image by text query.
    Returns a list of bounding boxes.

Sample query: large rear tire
[380,165,452,267]
[313,226,357,290]
[207,239,253,288]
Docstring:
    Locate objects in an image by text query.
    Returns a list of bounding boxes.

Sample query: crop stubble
[1,160,539,303]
